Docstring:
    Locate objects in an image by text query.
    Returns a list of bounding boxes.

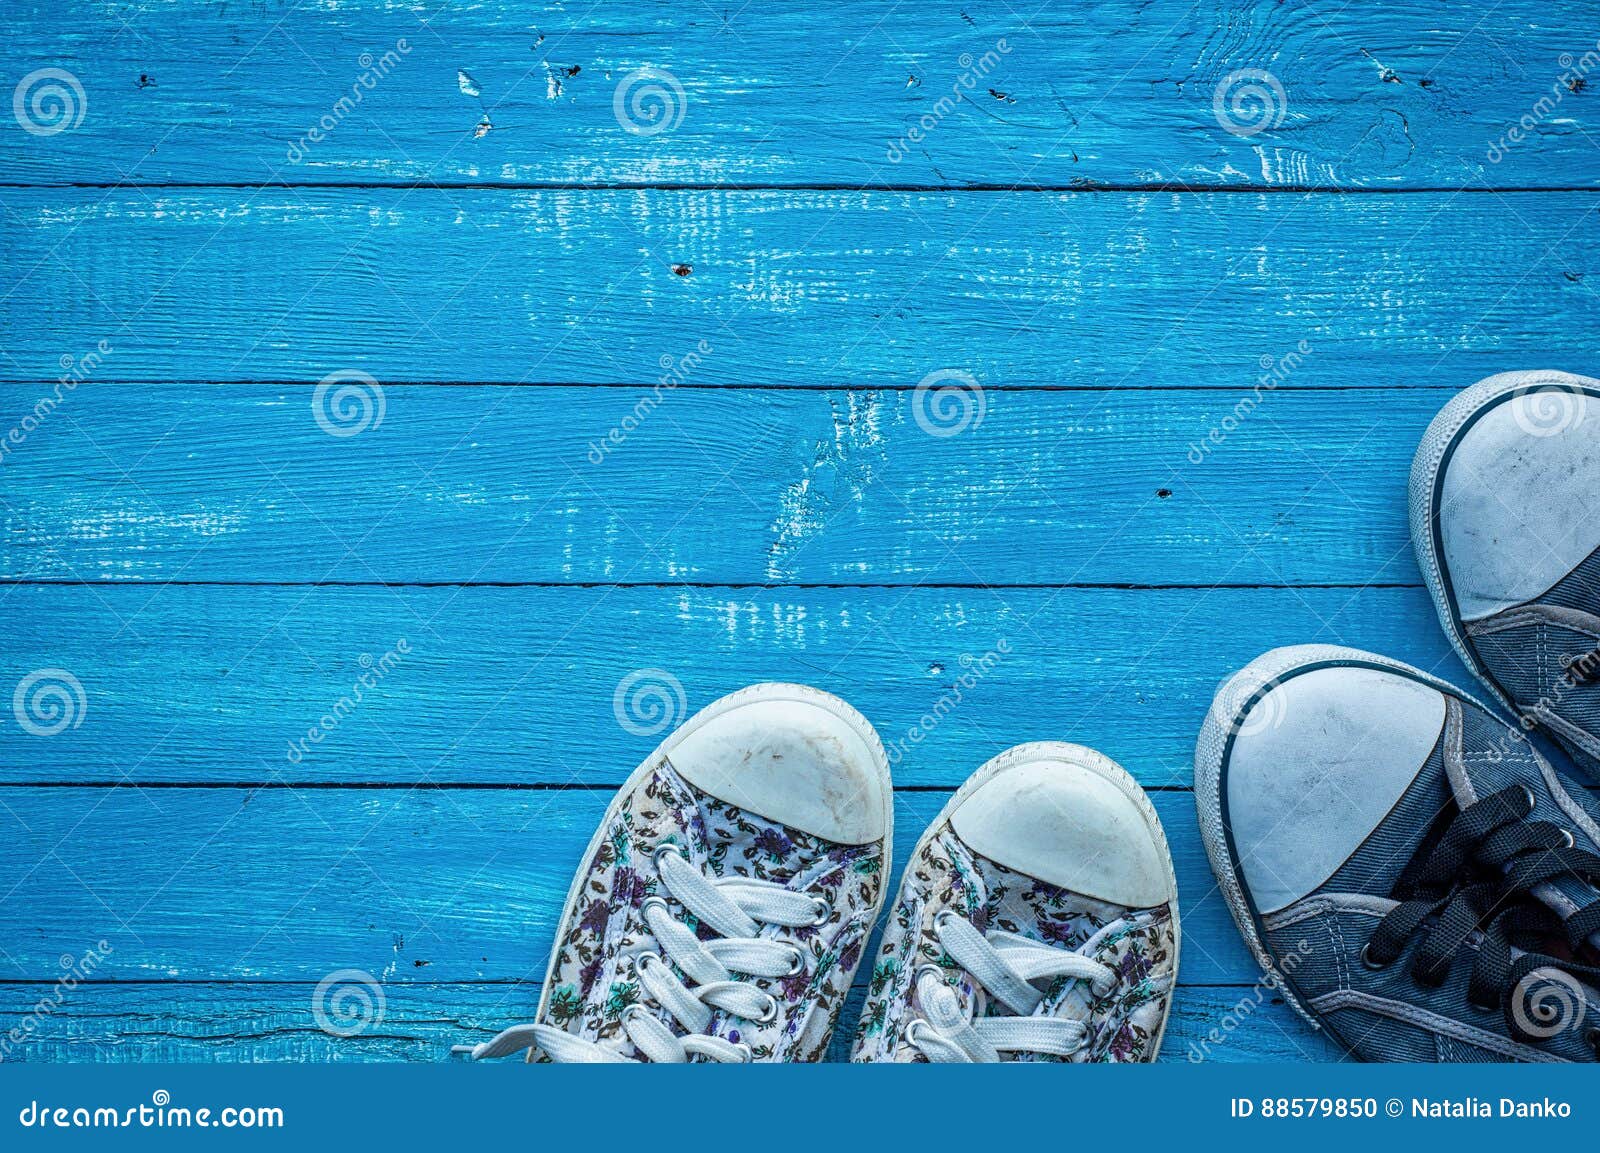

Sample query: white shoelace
[906,911,1116,1063]
[455,843,826,1063]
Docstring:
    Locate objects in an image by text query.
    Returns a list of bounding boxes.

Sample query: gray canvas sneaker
[1411,370,1600,777]
[458,683,892,1062]
[852,742,1179,1063]
[1198,645,1600,1062]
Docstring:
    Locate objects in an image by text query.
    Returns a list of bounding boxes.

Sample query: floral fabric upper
[852,825,1175,1062]
[540,759,884,1061]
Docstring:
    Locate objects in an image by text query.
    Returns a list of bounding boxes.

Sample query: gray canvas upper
[1200,649,1600,1063]
[1415,371,1600,776]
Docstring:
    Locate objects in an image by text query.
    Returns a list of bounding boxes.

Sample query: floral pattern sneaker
[852,742,1179,1063]
[458,683,892,1062]
[1411,370,1600,777]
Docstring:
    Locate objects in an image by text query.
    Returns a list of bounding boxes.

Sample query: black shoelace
[1361,785,1600,1050]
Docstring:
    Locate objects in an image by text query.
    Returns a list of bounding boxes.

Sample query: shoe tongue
[1441,698,1600,947]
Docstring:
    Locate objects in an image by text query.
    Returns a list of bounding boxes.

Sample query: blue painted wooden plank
[0,585,1473,786]
[0,981,1342,1063]
[0,787,1258,985]
[1,0,1591,189]
[2,189,1594,386]
[1,385,1448,586]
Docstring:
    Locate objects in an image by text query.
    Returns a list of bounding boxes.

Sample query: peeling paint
[766,392,887,580]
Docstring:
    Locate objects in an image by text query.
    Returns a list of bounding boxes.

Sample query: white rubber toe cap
[1221,660,1445,914]
[1434,370,1600,621]
[664,686,890,845]
[949,744,1174,909]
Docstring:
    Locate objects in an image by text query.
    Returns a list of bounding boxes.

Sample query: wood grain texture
[4,189,1595,386]
[0,584,1473,786]
[6,0,1591,1071]
[0,787,1258,985]
[2,0,1592,189]
[0,982,1344,1064]
[2,384,1448,586]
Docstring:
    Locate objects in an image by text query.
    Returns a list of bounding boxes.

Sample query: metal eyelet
[912,962,947,988]
[1360,943,1389,970]
[783,946,806,976]
[1585,1027,1600,1055]
[1559,827,1576,848]
[1520,784,1538,810]
[639,895,670,925]
[630,949,661,976]
[733,1041,754,1063]
[905,1019,931,1047]
[808,896,831,926]
[652,842,684,869]
[932,909,961,935]
[622,1003,650,1025]
[752,993,779,1024]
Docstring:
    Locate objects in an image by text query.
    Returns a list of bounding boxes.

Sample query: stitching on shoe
[1264,893,1395,930]
[1440,698,1477,805]
[1307,989,1570,1063]
[1468,604,1600,638]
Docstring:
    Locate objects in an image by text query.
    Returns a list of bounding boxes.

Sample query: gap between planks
[0,380,1486,391]
[0,580,1423,590]
[3,183,1598,194]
